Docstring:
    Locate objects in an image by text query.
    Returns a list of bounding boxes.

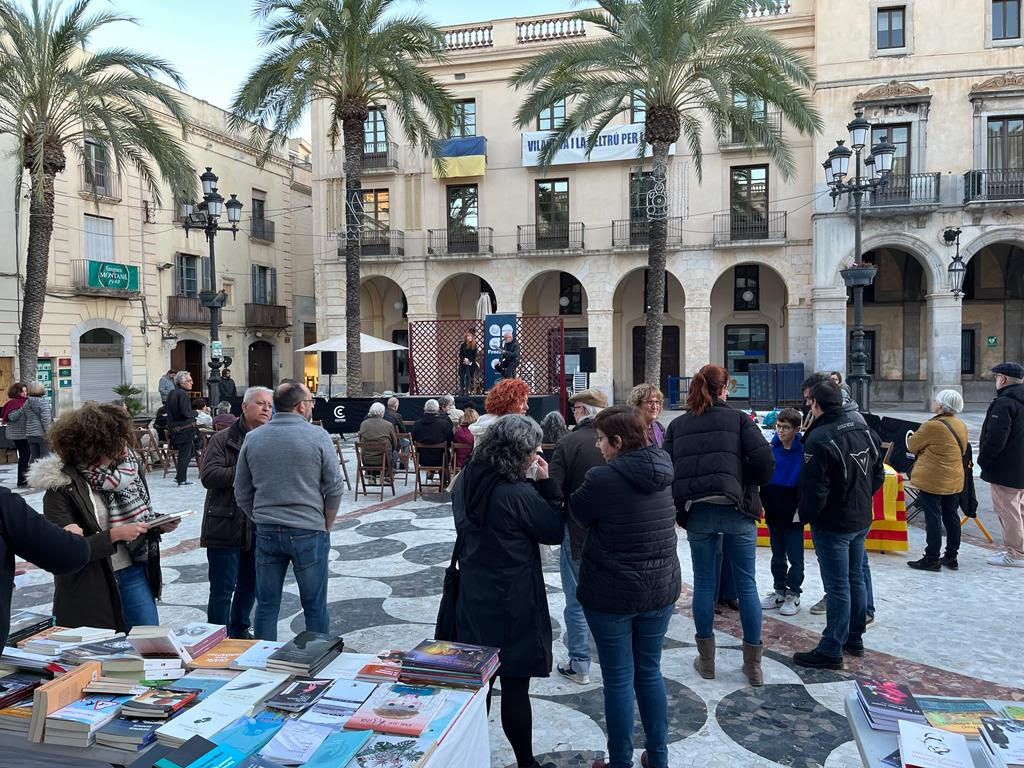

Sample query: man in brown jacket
[200,386,273,638]
[358,402,399,476]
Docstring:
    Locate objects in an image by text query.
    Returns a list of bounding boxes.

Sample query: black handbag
[937,419,978,518]
[434,535,463,641]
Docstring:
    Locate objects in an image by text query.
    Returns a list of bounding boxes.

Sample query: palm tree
[510,0,820,387]
[0,0,195,381]
[231,0,453,396]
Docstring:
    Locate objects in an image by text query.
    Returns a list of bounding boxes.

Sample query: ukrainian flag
[432,137,487,178]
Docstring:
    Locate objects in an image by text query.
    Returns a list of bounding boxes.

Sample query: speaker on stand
[321,351,338,397]
[579,346,597,389]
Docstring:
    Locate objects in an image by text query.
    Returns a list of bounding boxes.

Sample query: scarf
[1,396,25,421]
[81,449,154,526]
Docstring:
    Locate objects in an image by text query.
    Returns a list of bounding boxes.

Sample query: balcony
[713,211,787,245]
[516,17,585,43]
[518,222,585,252]
[612,218,684,248]
[245,302,288,328]
[70,259,140,297]
[721,111,783,149]
[167,295,210,325]
[741,0,792,16]
[79,162,120,201]
[250,218,275,243]
[363,141,399,173]
[848,173,942,214]
[427,227,494,256]
[444,24,493,49]
[361,229,405,259]
[964,169,1024,205]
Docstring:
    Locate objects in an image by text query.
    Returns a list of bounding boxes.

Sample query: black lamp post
[944,227,966,298]
[182,167,243,408]
[824,110,897,414]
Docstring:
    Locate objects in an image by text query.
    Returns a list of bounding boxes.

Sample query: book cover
[63,636,136,662]
[231,641,286,670]
[49,626,117,643]
[421,689,473,742]
[153,733,246,768]
[173,623,228,656]
[7,611,54,641]
[317,652,374,680]
[303,730,372,768]
[403,640,498,675]
[156,697,240,745]
[0,672,45,705]
[880,747,901,768]
[297,702,358,729]
[323,678,376,705]
[856,678,925,718]
[266,633,343,667]
[127,627,193,664]
[898,719,973,768]
[1005,706,1024,722]
[916,696,999,738]
[29,659,101,742]
[211,714,285,755]
[258,719,333,765]
[212,669,289,711]
[45,694,130,731]
[981,717,1024,764]
[346,684,447,737]
[170,670,238,701]
[353,735,431,768]
[125,688,197,714]
[189,640,258,670]
[266,678,332,712]
[355,649,405,683]
[96,714,165,744]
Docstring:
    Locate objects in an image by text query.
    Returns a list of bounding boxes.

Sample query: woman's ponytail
[686,364,729,415]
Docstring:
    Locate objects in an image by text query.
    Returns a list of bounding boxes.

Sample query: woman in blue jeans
[664,364,775,686]
[570,406,681,768]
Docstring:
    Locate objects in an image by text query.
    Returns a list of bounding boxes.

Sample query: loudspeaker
[579,347,597,373]
[320,351,338,375]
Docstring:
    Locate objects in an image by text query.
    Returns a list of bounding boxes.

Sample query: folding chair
[393,432,413,487]
[132,428,165,472]
[334,440,352,492]
[880,441,894,466]
[960,514,994,543]
[414,443,451,500]
[354,441,395,501]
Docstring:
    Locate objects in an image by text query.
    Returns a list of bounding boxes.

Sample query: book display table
[844,692,1014,768]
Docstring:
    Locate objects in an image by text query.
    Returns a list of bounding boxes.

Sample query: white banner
[521,124,676,166]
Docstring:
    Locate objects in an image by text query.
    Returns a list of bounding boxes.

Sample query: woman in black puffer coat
[569,406,680,768]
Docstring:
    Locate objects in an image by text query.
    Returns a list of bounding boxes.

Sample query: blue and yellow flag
[432,137,486,178]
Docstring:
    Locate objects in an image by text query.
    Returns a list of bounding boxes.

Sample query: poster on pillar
[484,314,517,390]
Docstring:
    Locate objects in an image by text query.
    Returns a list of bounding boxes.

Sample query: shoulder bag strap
[937,418,966,456]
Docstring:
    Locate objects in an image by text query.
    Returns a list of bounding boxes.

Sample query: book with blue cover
[212,714,285,755]
[170,670,238,702]
[421,688,473,742]
[96,713,166,750]
[45,693,132,733]
[303,729,372,768]
[152,734,246,768]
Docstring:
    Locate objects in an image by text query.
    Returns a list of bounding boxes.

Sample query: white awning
[298,332,407,354]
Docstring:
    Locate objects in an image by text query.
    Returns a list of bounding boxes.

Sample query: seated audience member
[453,407,479,469]
[358,402,399,476]
[440,394,464,427]
[212,401,237,430]
[194,398,213,429]
[412,399,454,474]
[151,405,169,442]
[540,411,569,445]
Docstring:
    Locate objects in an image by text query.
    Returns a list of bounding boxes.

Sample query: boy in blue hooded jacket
[759,408,805,615]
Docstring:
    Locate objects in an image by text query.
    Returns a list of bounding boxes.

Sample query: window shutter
[269,267,277,305]
[251,264,258,304]
[202,257,212,292]
[84,215,113,261]
[174,254,183,295]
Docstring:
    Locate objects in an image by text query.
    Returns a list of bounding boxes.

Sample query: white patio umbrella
[298,332,407,354]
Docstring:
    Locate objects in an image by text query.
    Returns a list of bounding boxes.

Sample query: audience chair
[393,432,413,487]
[354,440,395,501]
[413,443,451,500]
[334,440,353,492]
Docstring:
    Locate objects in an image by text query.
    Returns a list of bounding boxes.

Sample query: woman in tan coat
[906,389,969,571]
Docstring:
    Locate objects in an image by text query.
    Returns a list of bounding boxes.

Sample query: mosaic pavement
[5,452,1023,768]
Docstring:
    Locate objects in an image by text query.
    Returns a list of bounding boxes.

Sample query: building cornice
[854,79,932,107]
[969,70,1024,101]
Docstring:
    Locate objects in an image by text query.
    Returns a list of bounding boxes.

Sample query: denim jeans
[207,544,257,638]
[686,502,762,645]
[767,524,805,594]
[458,365,473,395]
[27,437,49,463]
[917,491,962,559]
[811,526,869,657]
[559,527,590,674]
[583,604,673,768]
[863,550,875,616]
[115,562,159,631]
[253,524,330,640]
[716,539,737,602]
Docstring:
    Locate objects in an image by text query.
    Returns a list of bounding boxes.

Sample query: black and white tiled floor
[7,456,1023,767]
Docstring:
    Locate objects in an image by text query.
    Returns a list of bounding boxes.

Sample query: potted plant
[113,383,144,416]
[840,260,877,287]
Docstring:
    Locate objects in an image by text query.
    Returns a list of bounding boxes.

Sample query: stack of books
[259,719,334,765]
[189,639,258,670]
[355,649,405,683]
[95,714,167,752]
[0,699,34,734]
[6,611,54,645]
[168,669,238,701]
[265,678,332,713]
[102,655,185,682]
[346,683,447,737]
[173,623,228,659]
[46,627,119,644]
[83,677,149,697]
[400,639,500,688]
[121,688,197,719]
[15,626,69,653]
[28,660,101,742]
[855,678,929,732]
[127,626,194,664]
[297,678,377,729]
[266,633,344,677]
[980,717,1024,768]
[61,636,136,665]
[0,646,64,674]
[0,671,45,708]
[43,693,130,747]
[231,640,286,670]
[898,720,973,768]
[917,696,1000,737]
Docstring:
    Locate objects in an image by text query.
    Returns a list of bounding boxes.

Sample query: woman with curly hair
[469,378,530,439]
[2,382,29,486]
[628,383,665,447]
[28,403,179,631]
[452,414,562,768]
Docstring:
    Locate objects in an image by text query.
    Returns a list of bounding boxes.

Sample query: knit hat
[935,389,964,414]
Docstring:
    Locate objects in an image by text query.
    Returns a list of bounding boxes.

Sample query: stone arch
[519,269,589,315]
[361,265,426,317]
[70,317,134,409]
[839,232,941,294]
[961,227,1024,265]
[360,275,410,393]
[432,272,500,320]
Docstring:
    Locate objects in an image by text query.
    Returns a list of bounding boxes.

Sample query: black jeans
[28,437,48,463]
[172,435,194,483]
[458,364,473,395]
[13,439,29,485]
[918,490,961,559]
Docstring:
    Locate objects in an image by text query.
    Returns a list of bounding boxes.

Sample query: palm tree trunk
[18,170,56,382]
[644,140,670,388]
[342,117,364,396]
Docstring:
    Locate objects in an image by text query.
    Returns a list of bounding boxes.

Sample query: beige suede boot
[693,635,715,679]
[742,641,764,687]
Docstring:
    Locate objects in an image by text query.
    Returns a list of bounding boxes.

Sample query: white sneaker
[760,591,785,610]
[987,552,1024,568]
[779,594,801,616]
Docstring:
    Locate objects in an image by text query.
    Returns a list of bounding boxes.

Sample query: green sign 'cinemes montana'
[87,260,139,292]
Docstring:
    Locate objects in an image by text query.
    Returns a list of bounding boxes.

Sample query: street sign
[87,260,139,292]
[988,336,998,347]
[211,340,223,359]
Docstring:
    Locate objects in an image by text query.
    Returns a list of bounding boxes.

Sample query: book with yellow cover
[916,696,999,738]
[28,660,101,742]
[188,640,258,670]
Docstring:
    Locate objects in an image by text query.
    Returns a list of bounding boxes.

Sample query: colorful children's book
[916,696,999,738]
[353,735,432,768]
[345,683,446,737]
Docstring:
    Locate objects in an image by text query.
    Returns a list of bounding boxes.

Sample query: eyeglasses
[642,399,662,407]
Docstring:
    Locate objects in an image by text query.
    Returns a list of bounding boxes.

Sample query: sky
[86,0,577,141]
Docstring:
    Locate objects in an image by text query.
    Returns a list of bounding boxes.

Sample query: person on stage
[459,331,479,395]
[498,330,521,380]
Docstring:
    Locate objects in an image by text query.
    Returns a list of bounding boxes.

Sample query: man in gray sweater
[235,382,344,640]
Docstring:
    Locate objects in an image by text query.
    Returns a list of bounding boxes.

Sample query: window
[84,139,110,193]
[451,99,476,137]
[850,330,877,375]
[251,194,266,221]
[559,272,583,315]
[987,116,1024,170]
[83,214,113,261]
[731,92,767,143]
[304,322,317,347]
[961,329,977,375]
[251,264,277,305]
[446,184,479,251]
[630,91,646,125]
[993,0,1021,40]
[876,6,906,49]
[629,171,654,223]
[535,179,569,247]
[537,98,566,131]
[176,253,211,297]
[729,165,769,238]
[361,188,390,232]
[364,107,387,154]
[734,265,760,311]
[871,123,911,176]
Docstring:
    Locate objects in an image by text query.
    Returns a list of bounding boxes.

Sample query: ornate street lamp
[182,167,243,408]
[944,227,966,298]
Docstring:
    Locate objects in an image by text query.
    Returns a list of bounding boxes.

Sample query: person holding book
[760,408,806,615]
[906,390,968,571]
[569,406,680,768]
[451,414,562,768]
[200,386,274,638]
[30,403,179,632]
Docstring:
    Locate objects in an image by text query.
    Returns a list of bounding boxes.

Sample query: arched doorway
[612,269,685,399]
[522,270,589,376]
[856,247,929,404]
[710,263,788,400]
[361,276,410,393]
[248,340,274,388]
[434,273,496,320]
[79,328,125,403]
[962,241,1024,401]
[171,340,205,394]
